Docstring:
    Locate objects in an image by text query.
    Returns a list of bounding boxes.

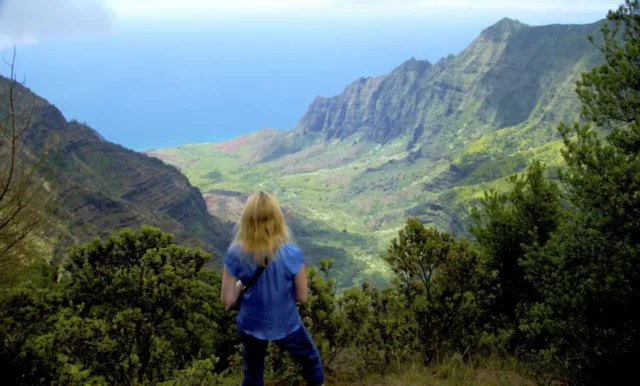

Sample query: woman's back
[221,191,324,385]
[224,243,304,340]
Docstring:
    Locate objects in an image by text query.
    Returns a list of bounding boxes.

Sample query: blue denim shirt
[224,243,304,340]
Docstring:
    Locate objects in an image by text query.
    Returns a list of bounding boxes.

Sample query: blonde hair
[234,191,290,266]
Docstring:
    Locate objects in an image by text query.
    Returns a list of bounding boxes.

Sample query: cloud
[0,0,113,48]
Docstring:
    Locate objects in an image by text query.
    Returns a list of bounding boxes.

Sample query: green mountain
[0,76,232,264]
[148,18,605,287]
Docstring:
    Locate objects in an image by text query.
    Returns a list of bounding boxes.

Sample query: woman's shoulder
[226,244,242,257]
[277,244,304,263]
[279,244,304,275]
[225,245,248,265]
[280,243,302,255]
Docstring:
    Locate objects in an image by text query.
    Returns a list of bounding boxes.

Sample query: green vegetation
[470,160,561,333]
[0,227,235,385]
[2,3,639,385]
[0,68,232,269]
[0,54,57,283]
[1,224,533,385]
[472,3,640,382]
[149,16,605,287]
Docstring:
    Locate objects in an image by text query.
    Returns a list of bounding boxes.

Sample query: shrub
[0,226,236,385]
[384,218,489,364]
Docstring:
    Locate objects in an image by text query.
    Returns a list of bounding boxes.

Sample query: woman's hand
[235,280,244,296]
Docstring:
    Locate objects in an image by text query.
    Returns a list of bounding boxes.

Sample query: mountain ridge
[149,17,607,286]
[0,76,233,264]
[289,18,604,153]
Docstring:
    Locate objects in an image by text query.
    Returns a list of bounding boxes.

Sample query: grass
[220,355,538,386]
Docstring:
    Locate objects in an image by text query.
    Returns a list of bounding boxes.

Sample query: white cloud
[0,0,113,48]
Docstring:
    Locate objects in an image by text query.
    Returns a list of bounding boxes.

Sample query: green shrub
[470,160,562,346]
[384,218,489,364]
[519,2,640,383]
[0,226,237,385]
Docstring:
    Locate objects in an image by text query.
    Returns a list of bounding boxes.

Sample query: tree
[0,49,57,282]
[577,0,640,129]
[0,284,61,384]
[524,2,640,383]
[27,226,231,385]
[384,218,488,363]
[470,161,561,340]
[340,282,418,374]
[299,259,348,370]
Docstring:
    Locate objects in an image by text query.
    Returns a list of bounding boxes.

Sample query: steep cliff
[295,18,602,154]
[0,76,232,262]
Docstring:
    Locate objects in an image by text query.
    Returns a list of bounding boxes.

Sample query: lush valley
[149,18,604,287]
[2,2,640,385]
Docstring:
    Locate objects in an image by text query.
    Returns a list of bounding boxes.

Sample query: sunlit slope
[149,18,604,287]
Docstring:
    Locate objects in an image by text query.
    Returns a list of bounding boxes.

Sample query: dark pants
[238,325,325,386]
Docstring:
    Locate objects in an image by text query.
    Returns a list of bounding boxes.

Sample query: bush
[521,2,640,383]
[384,218,489,364]
[470,160,561,346]
[341,283,418,374]
[0,226,237,385]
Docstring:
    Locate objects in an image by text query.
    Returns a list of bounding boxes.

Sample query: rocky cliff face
[298,58,434,143]
[0,77,232,262]
[295,18,603,152]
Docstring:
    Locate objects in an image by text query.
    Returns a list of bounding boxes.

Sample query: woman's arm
[221,266,243,309]
[294,264,309,304]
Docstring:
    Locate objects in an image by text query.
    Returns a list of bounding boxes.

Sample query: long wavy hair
[234,191,290,266]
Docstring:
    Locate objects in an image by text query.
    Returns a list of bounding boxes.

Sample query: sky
[0,0,623,150]
[0,0,621,48]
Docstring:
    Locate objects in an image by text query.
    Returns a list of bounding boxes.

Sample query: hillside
[0,76,232,264]
[148,18,605,287]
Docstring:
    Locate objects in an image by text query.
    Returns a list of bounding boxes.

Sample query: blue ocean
[0,12,604,150]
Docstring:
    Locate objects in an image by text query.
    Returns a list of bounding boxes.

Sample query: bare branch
[0,48,58,279]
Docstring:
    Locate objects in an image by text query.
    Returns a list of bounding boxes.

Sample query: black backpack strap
[243,265,266,289]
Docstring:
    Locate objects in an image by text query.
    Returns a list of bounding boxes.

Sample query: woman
[221,191,325,386]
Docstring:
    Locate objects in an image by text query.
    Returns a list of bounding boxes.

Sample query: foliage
[2,7,639,385]
[384,218,489,364]
[518,2,640,383]
[0,286,61,384]
[578,0,640,127]
[465,3,640,383]
[159,358,224,386]
[340,282,418,375]
[0,226,237,386]
[300,259,350,367]
[470,161,561,340]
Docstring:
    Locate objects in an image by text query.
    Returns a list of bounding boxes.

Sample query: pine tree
[525,2,640,383]
[470,161,561,339]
